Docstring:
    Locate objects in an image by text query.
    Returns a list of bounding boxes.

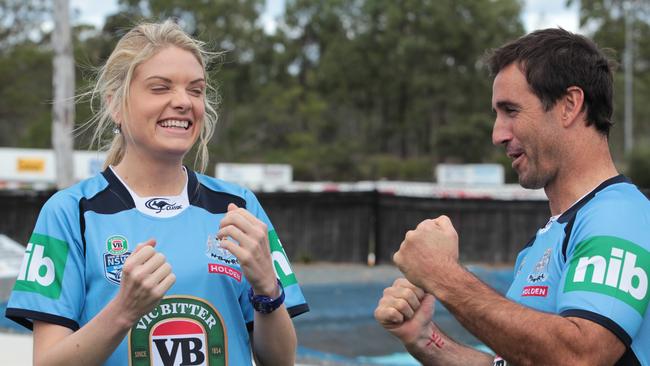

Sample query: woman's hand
[114,239,176,326]
[218,203,278,296]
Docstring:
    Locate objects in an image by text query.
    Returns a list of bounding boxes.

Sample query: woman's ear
[107,94,121,123]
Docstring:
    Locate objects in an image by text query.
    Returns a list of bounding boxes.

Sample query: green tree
[569,0,650,164]
[276,0,524,179]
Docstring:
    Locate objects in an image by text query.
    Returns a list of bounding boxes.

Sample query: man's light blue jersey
[506,175,649,365]
[6,168,308,365]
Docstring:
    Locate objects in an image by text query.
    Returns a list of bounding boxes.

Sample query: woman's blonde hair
[86,20,219,172]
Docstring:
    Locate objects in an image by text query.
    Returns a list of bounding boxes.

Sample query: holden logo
[145,198,183,214]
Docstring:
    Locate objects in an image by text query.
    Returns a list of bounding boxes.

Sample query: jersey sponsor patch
[564,236,650,316]
[269,230,297,287]
[522,285,548,297]
[14,233,68,299]
[103,235,131,285]
[145,197,183,214]
[207,263,242,282]
[129,296,227,366]
[107,235,128,255]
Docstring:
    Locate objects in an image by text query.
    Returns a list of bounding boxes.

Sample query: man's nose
[492,116,511,146]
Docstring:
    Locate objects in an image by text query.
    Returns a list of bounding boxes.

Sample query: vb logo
[565,236,650,316]
[14,234,68,299]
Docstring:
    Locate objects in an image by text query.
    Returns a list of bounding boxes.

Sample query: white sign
[0,148,106,185]
[215,163,292,189]
[436,164,505,185]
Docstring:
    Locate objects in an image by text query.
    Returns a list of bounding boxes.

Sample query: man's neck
[544,145,618,216]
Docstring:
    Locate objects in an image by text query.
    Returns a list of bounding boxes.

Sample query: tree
[0,0,50,50]
[275,0,524,179]
[569,0,650,164]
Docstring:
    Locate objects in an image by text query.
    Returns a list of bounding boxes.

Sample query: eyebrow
[492,100,521,113]
[144,76,205,84]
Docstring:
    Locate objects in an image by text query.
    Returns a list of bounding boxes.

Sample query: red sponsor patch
[522,285,548,297]
[208,263,242,282]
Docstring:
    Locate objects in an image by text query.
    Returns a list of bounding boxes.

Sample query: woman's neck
[112,154,187,197]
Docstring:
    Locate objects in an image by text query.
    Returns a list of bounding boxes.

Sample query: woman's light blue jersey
[6,168,309,365]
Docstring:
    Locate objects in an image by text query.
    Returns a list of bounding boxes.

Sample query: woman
[5,20,308,365]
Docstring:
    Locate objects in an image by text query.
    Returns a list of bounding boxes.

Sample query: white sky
[69,0,581,34]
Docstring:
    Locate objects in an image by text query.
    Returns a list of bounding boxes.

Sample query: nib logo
[565,236,650,316]
[14,233,68,299]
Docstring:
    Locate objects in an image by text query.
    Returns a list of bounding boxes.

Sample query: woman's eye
[189,88,204,96]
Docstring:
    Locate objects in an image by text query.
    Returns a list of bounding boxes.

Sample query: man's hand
[115,239,176,326]
[218,203,278,297]
[374,278,436,346]
[393,215,460,292]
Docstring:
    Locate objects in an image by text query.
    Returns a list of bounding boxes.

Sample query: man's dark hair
[486,28,616,136]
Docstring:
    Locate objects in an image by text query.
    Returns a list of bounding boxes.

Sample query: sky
[68,0,581,34]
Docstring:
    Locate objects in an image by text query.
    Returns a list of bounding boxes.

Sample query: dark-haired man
[375,28,649,365]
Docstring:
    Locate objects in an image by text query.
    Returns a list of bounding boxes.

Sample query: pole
[623,0,634,154]
[52,0,75,189]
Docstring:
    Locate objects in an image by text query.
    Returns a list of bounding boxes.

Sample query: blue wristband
[248,279,285,314]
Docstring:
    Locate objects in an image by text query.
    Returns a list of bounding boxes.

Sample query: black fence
[258,192,550,264]
[1,189,553,265]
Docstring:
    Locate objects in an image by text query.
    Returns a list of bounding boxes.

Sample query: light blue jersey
[506,175,649,365]
[6,168,308,365]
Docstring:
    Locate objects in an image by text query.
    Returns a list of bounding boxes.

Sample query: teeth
[159,119,190,129]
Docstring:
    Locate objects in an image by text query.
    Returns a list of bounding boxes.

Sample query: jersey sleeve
[5,191,87,331]
[557,197,650,346]
[243,189,309,320]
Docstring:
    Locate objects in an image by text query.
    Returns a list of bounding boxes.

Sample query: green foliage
[570,0,650,165]
[0,43,52,148]
[0,0,50,50]
[626,142,650,188]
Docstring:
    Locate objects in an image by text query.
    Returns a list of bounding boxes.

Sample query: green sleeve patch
[268,230,297,286]
[564,235,649,316]
[13,233,69,299]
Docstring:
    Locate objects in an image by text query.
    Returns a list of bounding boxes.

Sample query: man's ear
[560,86,585,128]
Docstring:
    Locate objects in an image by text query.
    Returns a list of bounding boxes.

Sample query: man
[374,28,650,365]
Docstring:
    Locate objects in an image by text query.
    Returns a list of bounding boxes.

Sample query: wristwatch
[248,279,285,314]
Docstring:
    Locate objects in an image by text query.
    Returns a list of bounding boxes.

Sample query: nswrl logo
[14,233,69,299]
[565,236,650,316]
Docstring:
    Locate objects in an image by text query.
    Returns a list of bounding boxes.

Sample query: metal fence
[1,189,552,264]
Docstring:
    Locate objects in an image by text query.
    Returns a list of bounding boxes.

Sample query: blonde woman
[6,20,308,366]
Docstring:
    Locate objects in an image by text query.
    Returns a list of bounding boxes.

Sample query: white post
[52,0,75,189]
[623,0,635,154]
